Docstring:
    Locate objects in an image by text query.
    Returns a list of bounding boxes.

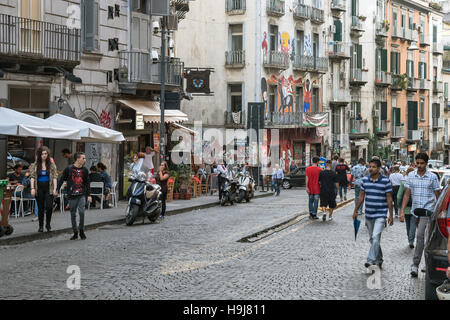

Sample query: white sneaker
[411,265,419,277]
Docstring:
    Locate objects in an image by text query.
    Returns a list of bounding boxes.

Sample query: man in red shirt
[305,156,322,220]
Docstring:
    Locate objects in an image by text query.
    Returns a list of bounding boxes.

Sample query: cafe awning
[44,114,125,144]
[0,107,81,140]
[171,123,195,135]
[117,99,189,123]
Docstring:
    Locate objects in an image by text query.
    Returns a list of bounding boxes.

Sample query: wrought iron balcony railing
[433,80,444,93]
[350,119,368,135]
[376,21,389,38]
[293,55,327,73]
[118,51,183,87]
[392,125,405,138]
[375,71,391,87]
[351,16,364,32]
[293,2,310,20]
[266,0,285,17]
[310,7,325,24]
[328,42,350,59]
[225,110,246,127]
[420,33,430,46]
[432,117,444,129]
[407,130,422,141]
[225,50,245,67]
[0,13,80,67]
[226,0,246,14]
[263,51,289,69]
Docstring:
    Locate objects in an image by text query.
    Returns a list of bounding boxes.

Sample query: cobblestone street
[0,189,425,300]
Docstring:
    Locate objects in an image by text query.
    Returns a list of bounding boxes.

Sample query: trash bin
[0,180,14,237]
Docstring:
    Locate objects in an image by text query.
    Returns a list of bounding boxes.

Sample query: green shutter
[394,108,401,126]
[407,101,418,130]
[433,25,438,42]
[334,20,342,42]
[445,82,448,99]
[357,44,362,69]
[350,45,354,70]
[381,49,388,72]
[381,102,388,120]
[352,0,358,16]
[391,51,394,73]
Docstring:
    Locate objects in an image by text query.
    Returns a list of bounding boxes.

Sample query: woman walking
[397,167,416,248]
[29,146,58,232]
[155,161,170,221]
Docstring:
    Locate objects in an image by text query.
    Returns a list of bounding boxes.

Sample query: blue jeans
[354,185,363,214]
[405,214,417,245]
[274,179,281,195]
[309,194,320,216]
[339,184,347,199]
[365,217,386,265]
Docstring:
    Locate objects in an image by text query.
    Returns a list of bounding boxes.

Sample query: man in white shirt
[143,146,156,175]
[215,163,228,201]
[389,166,403,218]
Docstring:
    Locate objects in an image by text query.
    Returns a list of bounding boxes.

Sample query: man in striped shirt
[353,158,394,269]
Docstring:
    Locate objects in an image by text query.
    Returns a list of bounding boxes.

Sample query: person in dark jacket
[88,165,105,208]
[335,158,350,202]
[58,152,92,240]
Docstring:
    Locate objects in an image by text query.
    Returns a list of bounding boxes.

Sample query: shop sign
[153,133,160,152]
[408,144,417,152]
[400,149,407,157]
[136,114,144,130]
[125,136,139,142]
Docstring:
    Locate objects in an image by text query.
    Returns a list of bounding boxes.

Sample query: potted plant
[382,19,390,31]
[170,170,181,200]
[358,15,366,21]
[177,164,193,200]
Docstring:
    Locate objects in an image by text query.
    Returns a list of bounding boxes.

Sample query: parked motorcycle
[220,176,238,206]
[236,171,255,203]
[125,171,162,226]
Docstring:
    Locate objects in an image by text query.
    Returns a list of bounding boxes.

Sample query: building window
[311,88,319,113]
[420,98,425,121]
[269,25,278,52]
[391,51,400,74]
[269,85,277,113]
[229,84,243,113]
[230,24,243,51]
[296,30,304,57]
[295,86,303,112]
[332,109,341,135]
[9,86,50,112]
[82,0,100,51]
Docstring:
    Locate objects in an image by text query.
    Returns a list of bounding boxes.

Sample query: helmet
[436,279,450,300]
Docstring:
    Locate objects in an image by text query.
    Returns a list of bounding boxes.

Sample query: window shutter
[424,63,427,79]
[376,48,380,72]
[350,45,354,70]
[433,25,437,42]
[381,102,387,120]
[390,51,394,73]
[131,0,141,11]
[334,20,342,42]
[381,49,387,72]
[397,53,401,74]
[83,0,95,51]
[357,44,362,69]
[94,1,99,50]
[394,108,401,126]
[407,101,418,130]
[445,82,448,99]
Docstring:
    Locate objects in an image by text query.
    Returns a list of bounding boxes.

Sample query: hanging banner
[153,133,160,152]
[302,113,329,127]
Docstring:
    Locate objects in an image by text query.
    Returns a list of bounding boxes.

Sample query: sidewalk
[0,191,273,245]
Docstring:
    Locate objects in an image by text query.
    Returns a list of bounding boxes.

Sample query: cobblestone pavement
[0,188,425,300]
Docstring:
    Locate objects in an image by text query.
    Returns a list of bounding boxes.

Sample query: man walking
[319,160,339,221]
[306,156,322,220]
[335,158,350,201]
[353,158,394,269]
[399,153,441,277]
[389,166,403,218]
[58,152,92,240]
[351,158,366,215]
[273,164,284,196]
[215,162,228,201]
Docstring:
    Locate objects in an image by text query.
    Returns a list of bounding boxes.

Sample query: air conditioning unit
[348,110,355,118]
[167,14,178,31]
[330,25,336,34]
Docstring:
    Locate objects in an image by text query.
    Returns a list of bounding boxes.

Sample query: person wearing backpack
[397,167,415,249]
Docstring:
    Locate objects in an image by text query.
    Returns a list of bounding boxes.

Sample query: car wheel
[282,180,290,190]
[425,268,439,300]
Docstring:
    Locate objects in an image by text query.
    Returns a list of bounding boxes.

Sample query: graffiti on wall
[100,110,111,129]
[261,75,320,115]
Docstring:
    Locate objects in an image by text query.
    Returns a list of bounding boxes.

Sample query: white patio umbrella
[45,114,125,143]
[0,107,81,140]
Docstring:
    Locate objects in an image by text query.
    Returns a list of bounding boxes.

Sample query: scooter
[220,176,238,206]
[125,171,162,226]
[236,171,255,203]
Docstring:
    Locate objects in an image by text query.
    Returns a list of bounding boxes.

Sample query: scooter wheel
[0,226,4,238]
[5,225,13,236]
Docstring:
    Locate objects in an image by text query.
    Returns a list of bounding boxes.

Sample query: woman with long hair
[155,161,170,220]
[29,146,58,232]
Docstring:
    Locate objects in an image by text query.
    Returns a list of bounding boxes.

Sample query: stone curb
[0,192,273,246]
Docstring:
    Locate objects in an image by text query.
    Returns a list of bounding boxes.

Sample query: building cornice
[391,0,443,17]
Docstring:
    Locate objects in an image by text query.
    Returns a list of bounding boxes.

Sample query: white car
[440,173,450,190]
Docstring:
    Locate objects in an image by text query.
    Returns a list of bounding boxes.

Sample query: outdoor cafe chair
[88,182,104,210]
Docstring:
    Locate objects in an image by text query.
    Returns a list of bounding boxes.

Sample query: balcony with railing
[349,68,368,87]
[328,42,350,60]
[265,112,302,128]
[376,21,389,38]
[433,42,443,55]
[418,78,430,91]
[349,119,369,138]
[118,52,184,93]
[407,130,422,141]
[293,55,328,73]
[420,33,430,46]
[225,110,246,128]
[406,77,419,91]
[310,7,325,24]
[225,50,245,68]
[433,81,444,94]
[403,28,412,41]
[445,135,450,146]
[432,117,444,129]
[391,74,405,91]
[392,125,405,138]
[329,91,351,106]
[293,2,310,20]
[266,0,285,17]
[375,71,391,87]
[263,51,289,69]
[375,120,389,135]
[351,16,365,33]
[331,0,346,16]
[0,13,81,70]
[392,25,401,39]
[226,0,246,14]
